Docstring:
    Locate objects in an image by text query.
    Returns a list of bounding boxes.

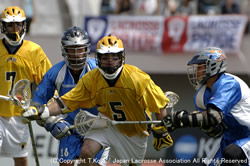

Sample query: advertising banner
[84,15,247,54]
[183,15,248,53]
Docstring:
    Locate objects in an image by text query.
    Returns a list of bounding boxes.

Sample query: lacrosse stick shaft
[70,119,162,130]
[171,107,174,114]
[111,120,162,125]
[28,122,40,166]
[0,95,12,101]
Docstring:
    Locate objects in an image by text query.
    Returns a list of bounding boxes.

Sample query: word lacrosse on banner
[84,15,164,53]
[84,15,247,54]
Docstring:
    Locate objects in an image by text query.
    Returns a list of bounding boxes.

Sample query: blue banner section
[84,16,108,52]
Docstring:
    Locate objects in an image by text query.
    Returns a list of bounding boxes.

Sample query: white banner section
[183,15,248,53]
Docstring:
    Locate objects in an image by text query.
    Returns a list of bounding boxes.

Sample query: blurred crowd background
[1,0,250,35]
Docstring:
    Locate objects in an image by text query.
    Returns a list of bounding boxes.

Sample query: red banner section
[84,15,247,54]
[162,16,188,53]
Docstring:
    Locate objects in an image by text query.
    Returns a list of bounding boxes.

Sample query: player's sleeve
[139,79,169,114]
[208,80,241,114]
[87,58,98,69]
[32,47,52,84]
[61,75,94,113]
[32,70,57,104]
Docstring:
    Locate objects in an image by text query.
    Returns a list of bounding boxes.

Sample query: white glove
[22,101,50,120]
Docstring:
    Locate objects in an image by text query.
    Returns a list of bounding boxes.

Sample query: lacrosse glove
[43,116,72,140]
[22,101,50,120]
[152,126,173,151]
[163,110,189,132]
[201,123,225,138]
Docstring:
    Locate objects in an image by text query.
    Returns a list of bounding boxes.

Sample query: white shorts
[85,125,148,166]
[0,116,30,157]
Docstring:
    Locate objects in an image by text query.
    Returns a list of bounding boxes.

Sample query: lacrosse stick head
[165,91,179,110]
[74,110,112,136]
[11,79,31,110]
[74,110,96,135]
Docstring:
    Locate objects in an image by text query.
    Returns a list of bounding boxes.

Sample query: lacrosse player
[32,26,109,166]
[0,6,52,166]
[23,35,173,166]
[164,47,250,166]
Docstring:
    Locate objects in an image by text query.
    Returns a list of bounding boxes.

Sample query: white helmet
[187,47,227,90]
[0,6,26,46]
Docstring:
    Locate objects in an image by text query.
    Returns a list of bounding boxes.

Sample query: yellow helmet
[96,35,125,80]
[1,6,26,22]
[96,35,124,54]
[0,6,26,45]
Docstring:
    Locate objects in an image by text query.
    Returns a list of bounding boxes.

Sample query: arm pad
[164,106,225,137]
[178,107,223,128]
[53,96,72,113]
[54,96,67,110]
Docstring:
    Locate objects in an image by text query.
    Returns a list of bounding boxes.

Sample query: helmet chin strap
[99,66,123,80]
[4,32,25,46]
[15,32,21,41]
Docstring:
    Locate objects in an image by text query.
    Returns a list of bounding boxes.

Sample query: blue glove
[44,116,72,140]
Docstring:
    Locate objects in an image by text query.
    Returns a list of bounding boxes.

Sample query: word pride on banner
[183,15,248,53]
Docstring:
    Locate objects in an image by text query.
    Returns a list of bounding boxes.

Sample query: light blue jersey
[33,58,98,119]
[33,58,107,163]
[195,73,250,166]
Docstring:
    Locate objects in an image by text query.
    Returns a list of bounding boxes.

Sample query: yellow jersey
[61,64,169,137]
[0,39,52,117]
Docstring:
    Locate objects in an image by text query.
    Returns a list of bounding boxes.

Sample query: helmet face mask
[96,35,125,80]
[62,45,89,70]
[1,6,26,46]
[97,52,123,74]
[61,26,90,70]
[187,63,207,89]
[187,47,227,90]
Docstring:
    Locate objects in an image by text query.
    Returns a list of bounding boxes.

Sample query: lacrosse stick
[0,79,40,166]
[71,91,180,136]
[0,79,30,109]
[165,91,179,114]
